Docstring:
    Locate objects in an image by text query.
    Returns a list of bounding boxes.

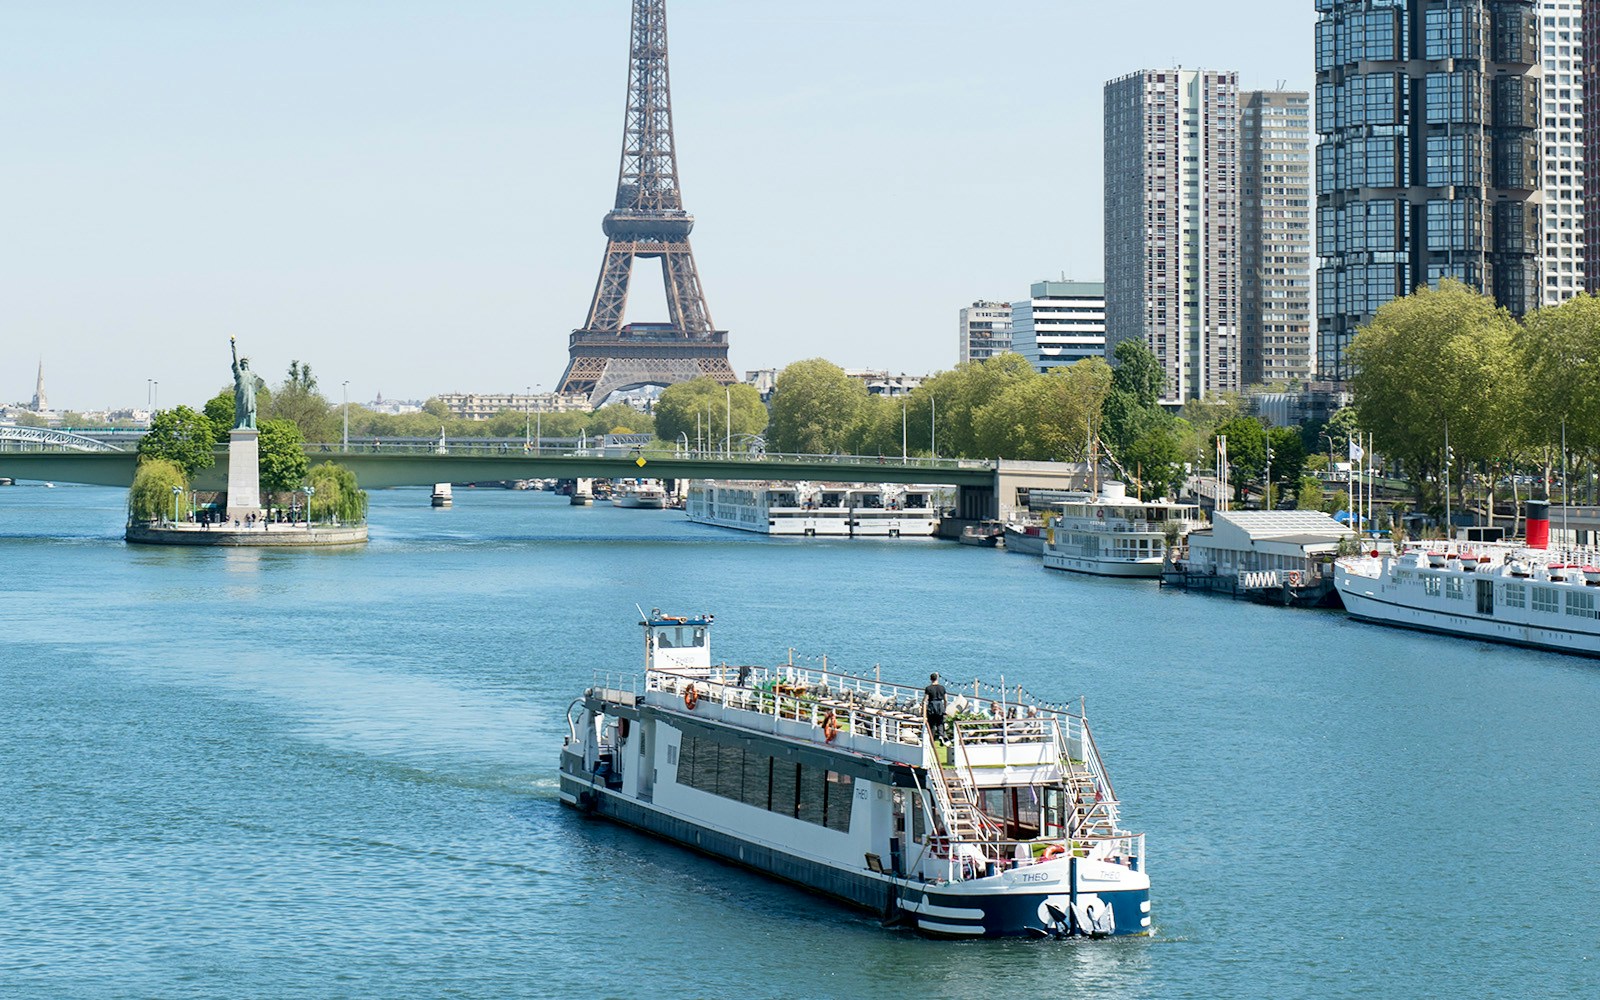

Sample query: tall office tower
[1315,1,1542,381]
[958,301,1014,365]
[1540,0,1585,304]
[1240,91,1315,385]
[1009,282,1107,374]
[1583,0,1600,293]
[1105,69,1241,404]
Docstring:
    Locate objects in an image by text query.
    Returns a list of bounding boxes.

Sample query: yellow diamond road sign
[636,457,647,467]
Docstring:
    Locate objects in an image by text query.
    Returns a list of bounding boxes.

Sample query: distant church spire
[30,358,47,412]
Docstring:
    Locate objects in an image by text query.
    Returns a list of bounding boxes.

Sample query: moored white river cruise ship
[685,481,945,537]
[1042,483,1202,578]
[559,611,1150,939]
[1335,544,1600,658]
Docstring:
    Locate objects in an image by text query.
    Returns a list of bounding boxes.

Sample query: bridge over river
[0,435,1095,522]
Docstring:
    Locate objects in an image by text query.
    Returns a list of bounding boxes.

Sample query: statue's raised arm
[230,337,258,430]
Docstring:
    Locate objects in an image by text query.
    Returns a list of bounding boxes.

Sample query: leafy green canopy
[654,379,767,447]
[128,457,187,522]
[306,462,368,524]
[258,419,309,494]
[138,406,217,476]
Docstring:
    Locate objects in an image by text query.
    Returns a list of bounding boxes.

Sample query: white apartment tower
[1009,282,1107,374]
[1541,0,1586,303]
[1105,69,1241,404]
[958,301,1014,365]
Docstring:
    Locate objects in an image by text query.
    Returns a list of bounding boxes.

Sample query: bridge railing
[299,440,992,472]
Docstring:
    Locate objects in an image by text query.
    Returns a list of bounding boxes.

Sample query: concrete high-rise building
[958,301,1014,365]
[1315,1,1542,380]
[1540,0,1586,304]
[1009,281,1107,374]
[1240,90,1315,385]
[1583,0,1600,293]
[1105,69,1241,404]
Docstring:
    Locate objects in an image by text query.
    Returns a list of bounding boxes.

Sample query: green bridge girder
[0,449,998,491]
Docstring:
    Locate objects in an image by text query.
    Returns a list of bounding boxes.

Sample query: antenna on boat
[635,603,649,622]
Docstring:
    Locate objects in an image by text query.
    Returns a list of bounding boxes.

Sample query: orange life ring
[823,713,840,743]
[683,685,699,710]
[1042,843,1067,860]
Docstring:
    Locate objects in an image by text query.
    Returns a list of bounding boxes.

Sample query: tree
[307,462,368,523]
[1297,474,1325,510]
[266,361,337,441]
[1212,416,1267,500]
[1122,423,1187,499]
[654,379,768,448]
[257,418,309,495]
[138,405,217,476]
[1517,293,1600,457]
[203,389,235,440]
[1109,338,1165,408]
[127,457,187,523]
[1267,425,1307,494]
[1349,280,1521,511]
[585,403,653,437]
[421,398,450,419]
[970,359,1112,461]
[767,359,869,454]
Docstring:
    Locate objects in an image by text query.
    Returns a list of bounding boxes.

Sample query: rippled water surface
[2,485,1598,999]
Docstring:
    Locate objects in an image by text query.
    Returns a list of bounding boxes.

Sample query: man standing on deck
[924,672,947,744]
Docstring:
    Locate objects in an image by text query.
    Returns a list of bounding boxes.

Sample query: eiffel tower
[557,0,736,404]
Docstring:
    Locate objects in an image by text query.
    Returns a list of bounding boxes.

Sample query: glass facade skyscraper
[1315,0,1542,380]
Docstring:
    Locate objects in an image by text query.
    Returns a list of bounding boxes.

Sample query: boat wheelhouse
[1335,543,1600,658]
[559,610,1150,939]
[685,481,945,537]
[1042,483,1201,578]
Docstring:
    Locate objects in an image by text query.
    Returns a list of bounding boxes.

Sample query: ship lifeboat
[1427,552,1447,568]
[1458,552,1477,572]
[1583,567,1600,586]
[1508,561,1532,578]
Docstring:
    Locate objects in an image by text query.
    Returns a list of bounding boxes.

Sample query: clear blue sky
[1,1,1316,410]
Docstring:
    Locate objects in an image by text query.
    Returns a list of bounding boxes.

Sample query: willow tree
[1348,280,1522,511]
[128,457,187,523]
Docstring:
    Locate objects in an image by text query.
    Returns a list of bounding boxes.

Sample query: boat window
[715,743,744,800]
[824,771,853,833]
[771,761,799,818]
[1424,576,1442,597]
[797,765,827,826]
[741,752,771,809]
[909,790,926,843]
[1566,590,1597,619]
[692,627,706,647]
[1533,586,1560,614]
[1503,584,1525,608]
[1445,577,1465,600]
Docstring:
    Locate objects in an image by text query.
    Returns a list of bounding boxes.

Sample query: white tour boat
[612,479,667,509]
[430,483,453,508]
[559,610,1151,939]
[1042,483,1202,578]
[1334,544,1600,659]
[685,481,945,537]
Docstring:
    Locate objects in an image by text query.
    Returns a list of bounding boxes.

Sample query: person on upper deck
[924,673,947,743]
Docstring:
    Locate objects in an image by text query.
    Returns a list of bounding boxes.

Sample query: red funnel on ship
[1526,499,1549,550]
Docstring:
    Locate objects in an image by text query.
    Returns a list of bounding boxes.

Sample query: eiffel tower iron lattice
[556,0,736,404]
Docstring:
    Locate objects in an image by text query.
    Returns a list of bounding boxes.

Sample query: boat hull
[613,497,666,509]
[558,772,1150,939]
[1334,564,1600,659]
[1042,554,1163,578]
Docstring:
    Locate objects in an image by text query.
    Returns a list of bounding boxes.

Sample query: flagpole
[1444,420,1451,541]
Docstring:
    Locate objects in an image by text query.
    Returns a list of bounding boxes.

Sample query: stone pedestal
[225,428,261,524]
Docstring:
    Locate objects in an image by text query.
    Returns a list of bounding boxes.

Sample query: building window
[1533,587,1561,614]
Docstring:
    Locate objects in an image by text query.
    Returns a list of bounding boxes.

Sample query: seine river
[2,484,1597,999]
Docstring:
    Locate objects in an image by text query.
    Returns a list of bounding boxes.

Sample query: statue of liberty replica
[225,337,263,521]
[230,336,260,430]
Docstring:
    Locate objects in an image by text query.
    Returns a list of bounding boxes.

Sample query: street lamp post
[930,395,937,458]
[342,380,350,451]
[524,386,531,448]
[172,485,183,525]
[535,385,542,454]
[725,386,732,457]
[304,485,316,526]
[901,400,908,462]
[153,381,159,409]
